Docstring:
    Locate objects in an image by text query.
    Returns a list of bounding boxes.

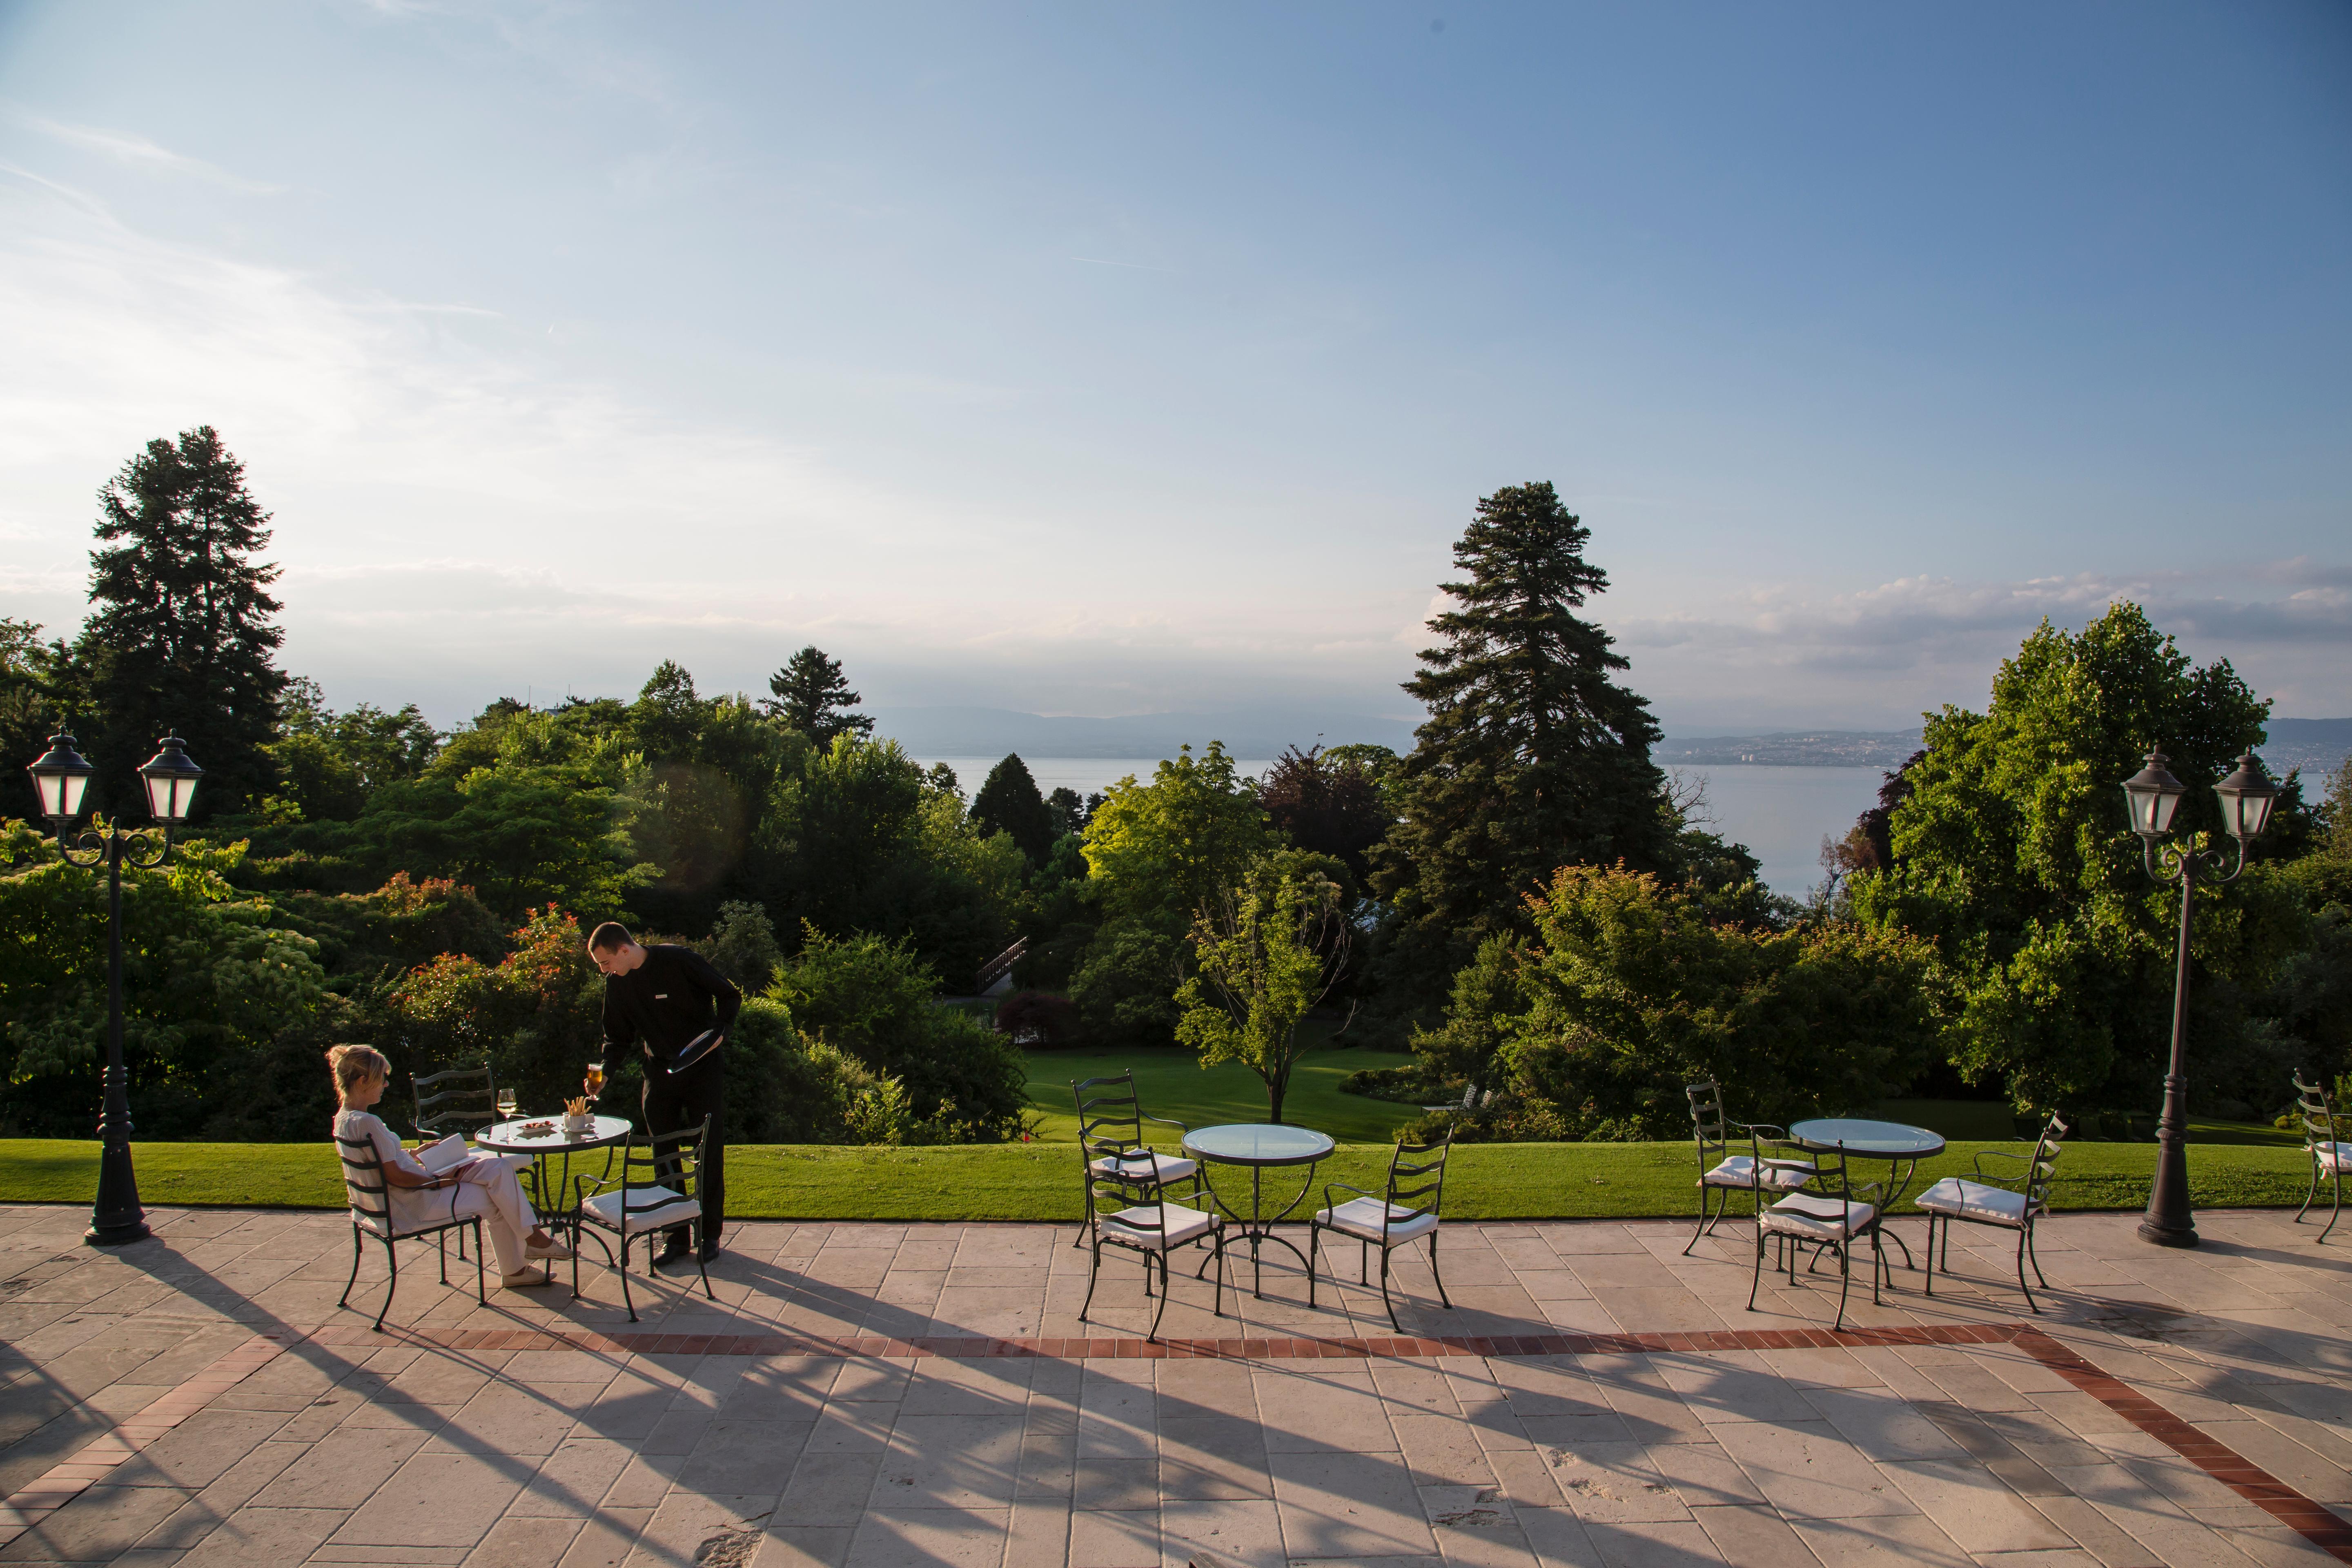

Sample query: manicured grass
[1022,1043,1424,1145]
[2,1136,2323,1222]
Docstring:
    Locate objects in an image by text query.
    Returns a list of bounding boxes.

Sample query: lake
[917,757,1889,899]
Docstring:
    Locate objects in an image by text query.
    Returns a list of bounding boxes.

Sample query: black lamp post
[22,728,203,1247]
[2118,746,2277,1249]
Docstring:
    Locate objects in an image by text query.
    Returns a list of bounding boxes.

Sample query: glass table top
[477,1114,633,1149]
[1788,1118,1947,1158]
[1183,1123,1337,1166]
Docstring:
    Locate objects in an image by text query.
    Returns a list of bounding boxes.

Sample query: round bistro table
[476,1115,633,1241]
[1788,1117,1946,1270]
[1182,1123,1337,1298]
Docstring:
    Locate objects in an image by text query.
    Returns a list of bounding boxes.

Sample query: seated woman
[327,1045,571,1288]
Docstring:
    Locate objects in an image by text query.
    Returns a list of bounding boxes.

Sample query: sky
[1,1,2347,736]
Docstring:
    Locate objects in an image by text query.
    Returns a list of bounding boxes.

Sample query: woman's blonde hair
[326,1044,390,1102]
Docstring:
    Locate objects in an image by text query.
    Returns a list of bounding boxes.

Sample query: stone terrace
[0,1200,2348,1566]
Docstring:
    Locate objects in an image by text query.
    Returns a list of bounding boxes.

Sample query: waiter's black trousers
[643,1056,725,1248]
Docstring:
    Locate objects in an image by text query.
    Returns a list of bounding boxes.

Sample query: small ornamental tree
[1175,858,1350,1123]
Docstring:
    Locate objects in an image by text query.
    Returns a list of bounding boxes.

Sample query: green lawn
[1,1136,2321,1223]
[1023,1042,1424,1144]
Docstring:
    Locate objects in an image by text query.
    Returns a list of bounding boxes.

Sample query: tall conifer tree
[1373,482,1670,979]
[76,426,287,816]
[972,753,1056,863]
[762,646,874,746]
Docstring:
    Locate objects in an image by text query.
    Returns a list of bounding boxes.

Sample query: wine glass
[495,1088,518,1121]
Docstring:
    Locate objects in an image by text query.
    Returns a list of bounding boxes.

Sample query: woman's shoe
[526,1236,574,1261]
[500,1267,553,1289]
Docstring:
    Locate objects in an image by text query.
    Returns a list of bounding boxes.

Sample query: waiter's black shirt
[601,945,742,1069]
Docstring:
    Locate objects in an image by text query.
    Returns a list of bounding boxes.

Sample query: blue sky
[1,1,2346,733]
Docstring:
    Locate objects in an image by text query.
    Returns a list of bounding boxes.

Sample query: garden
[3,440,2349,1233]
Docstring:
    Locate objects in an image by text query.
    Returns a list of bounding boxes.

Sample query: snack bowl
[561,1111,594,1135]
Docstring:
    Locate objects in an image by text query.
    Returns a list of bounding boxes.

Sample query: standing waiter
[586,921,739,1264]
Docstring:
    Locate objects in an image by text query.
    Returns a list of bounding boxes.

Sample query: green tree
[972,754,1057,864]
[1082,743,1272,933]
[1474,864,1945,1141]
[0,619,60,785]
[762,646,875,746]
[1175,858,1350,1123]
[77,427,289,816]
[1372,483,1673,993]
[0,837,330,1137]
[1850,603,2298,1115]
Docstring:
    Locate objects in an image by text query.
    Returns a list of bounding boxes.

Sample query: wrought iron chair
[1917,1111,2070,1313]
[1684,1079,1814,1256]
[334,1129,486,1332]
[413,1061,501,1139]
[1069,1071,1200,1247]
[1746,1131,1889,1332]
[570,1115,716,1323]
[1307,1132,1454,1332]
[412,1060,509,1261]
[2291,1074,2346,1243]
[1076,1160,1227,1343]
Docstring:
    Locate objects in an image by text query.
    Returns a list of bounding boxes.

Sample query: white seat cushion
[579,1186,701,1236]
[1702,1155,1813,1192]
[1089,1150,1200,1187]
[1915,1176,2034,1226]
[1098,1202,1218,1250]
[2314,1142,2352,1174]
[1762,1193,1877,1240]
[1314,1196,1439,1245]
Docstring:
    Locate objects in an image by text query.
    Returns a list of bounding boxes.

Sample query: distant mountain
[1655,731,1926,768]
[2260,717,2352,781]
[868,706,1420,760]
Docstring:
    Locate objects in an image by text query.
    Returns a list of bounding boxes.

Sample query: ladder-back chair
[1070,1071,1200,1246]
[334,1129,486,1332]
[570,1116,716,1323]
[1076,1164,1226,1343]
[1918,1111,2070,1312]
[2291,1074,2346,1243]
[1308,1132,1454,1333]
[1746,1132,1889,1332]
[1684,1079,1815,1255]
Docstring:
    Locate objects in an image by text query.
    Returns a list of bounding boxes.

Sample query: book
[416,1134,477,1176]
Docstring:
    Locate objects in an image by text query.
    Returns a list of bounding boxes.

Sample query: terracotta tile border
[0,1327,300,1550]
[4,1317,2345,1562]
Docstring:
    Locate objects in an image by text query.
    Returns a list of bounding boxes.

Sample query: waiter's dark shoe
[655,1232,693,1267]
[697,1237,721,1264]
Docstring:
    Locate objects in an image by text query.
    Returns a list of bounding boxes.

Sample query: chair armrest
[1728,1121,1789,1139]
[571,1170,619,1206]
[1138,1113,1192,1136]
[1970,1150,2030,1184]
[1321,1180,1379,1212]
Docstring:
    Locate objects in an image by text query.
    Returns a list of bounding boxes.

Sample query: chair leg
[1430,1229,1451,1310]
[1379,1245,1400,1334]
[1833,1242,1853,1333]
[437,1230,450,1285]
[1078,1234,1102,1323]
[620,1234,638,1324]
[1684,1184,1713,1256]
[1746,1224,1766,1313]
[472,1221,486,1304]
[1306,1223,1320,1309]
[2016,1226,2039,1315]
[2321,1173,2343,1243]
[373,1236,399,1332]
[1922,1215,1936,1298]
[1359,1238,1368,1286]
[339,1225,363,1310]
[1212,1227,1227,1319]
[694,1222,714,1301]
[2026,1219,2050,1288]
[1147,1251,1170,1343]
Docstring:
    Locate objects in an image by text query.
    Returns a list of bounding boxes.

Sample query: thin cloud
[8,109,284,194]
